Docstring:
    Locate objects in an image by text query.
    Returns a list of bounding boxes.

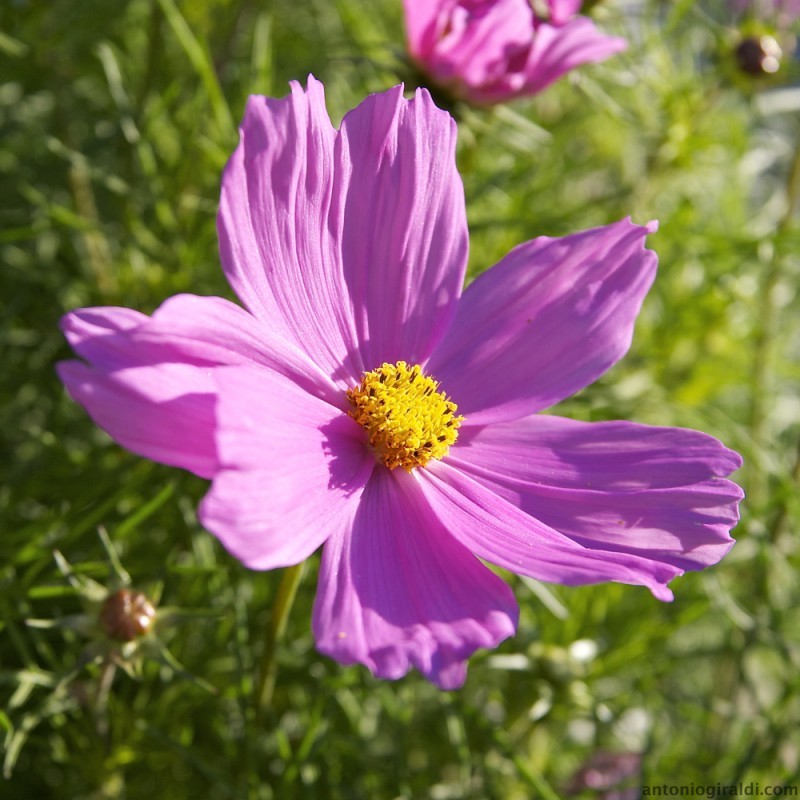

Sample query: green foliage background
[2,0,799,797]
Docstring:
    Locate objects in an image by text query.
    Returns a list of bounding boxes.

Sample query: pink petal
[62,296,335,399]
[198,366,374,570]
[403,0,626,105]
[513,17,626,99]
[61,306,152,369]
[58,360,218,478]
[546,0,582,25]
[312,468,518,689]
[449,415,742,572]
[218,77,467,383]
[427,0,533,90]
[417,462,683,601]
[218,78,360,384]
[58,294,338,478]
[403,0,453,61]
[336,83,468,367]
[148,295,338,401]
[58,300,238,479]
[427,218,658,424]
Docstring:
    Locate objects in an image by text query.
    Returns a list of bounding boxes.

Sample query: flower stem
[255,562,306,715]
[746,124,800,510]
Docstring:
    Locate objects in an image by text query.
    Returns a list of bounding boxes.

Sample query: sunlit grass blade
[155,0,236,142]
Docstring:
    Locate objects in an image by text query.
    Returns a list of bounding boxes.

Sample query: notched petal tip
[619,214,658,238]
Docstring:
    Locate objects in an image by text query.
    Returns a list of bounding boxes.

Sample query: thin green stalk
[772,434,800,542]
[156,0,236,142]
[255,562,306,716]
[491,728,562,800]
[746,128,800,510]
[717,115,800,764]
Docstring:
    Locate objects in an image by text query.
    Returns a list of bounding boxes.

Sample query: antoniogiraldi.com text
[642,784,798,798]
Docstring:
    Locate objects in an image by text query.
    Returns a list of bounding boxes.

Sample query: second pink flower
[403,0,628,105]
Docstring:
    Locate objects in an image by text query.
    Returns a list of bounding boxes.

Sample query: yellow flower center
[347,361,464,471]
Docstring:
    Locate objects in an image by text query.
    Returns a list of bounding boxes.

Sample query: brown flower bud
[735,35,782,76]
[100,589,156,642]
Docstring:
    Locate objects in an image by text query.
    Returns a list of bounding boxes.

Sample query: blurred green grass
[1,0,799,797]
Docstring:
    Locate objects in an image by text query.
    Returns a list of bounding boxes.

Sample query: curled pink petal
[312,468,518,689]
[509,17,627,101]
[428,218,658,424]
[419,462,680,601]
[449,415,742,573]
[61,306,152,368]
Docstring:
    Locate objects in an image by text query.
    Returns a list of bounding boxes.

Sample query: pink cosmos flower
[403,0,628,106]
[58,78,743,689]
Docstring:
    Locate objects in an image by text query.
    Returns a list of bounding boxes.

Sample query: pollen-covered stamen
[347,361,464,471]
